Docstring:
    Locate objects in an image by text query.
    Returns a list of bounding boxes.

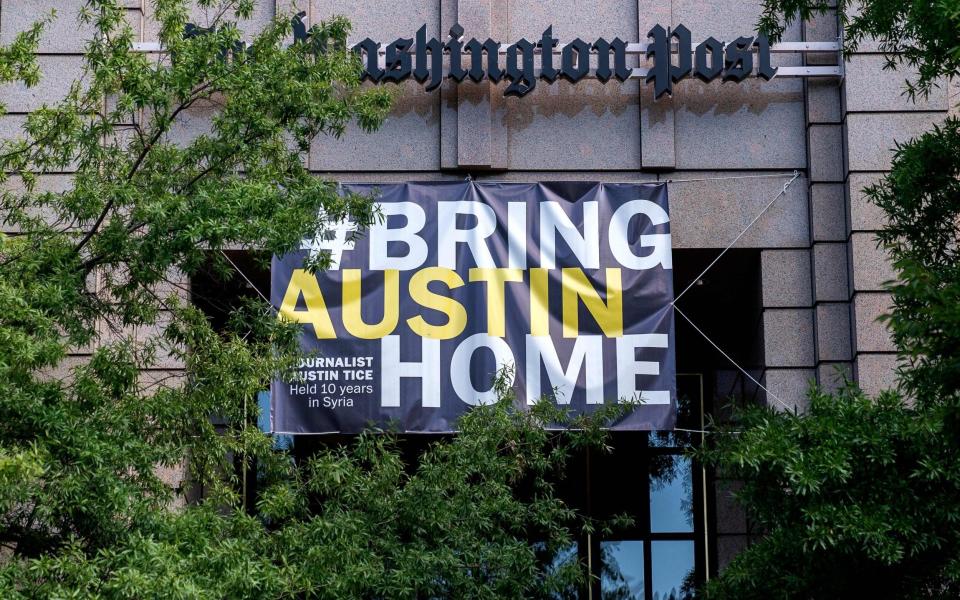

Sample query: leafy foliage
[756,0,960,98]
[700,385,960,599]
[0,2,629,597]
[871,118,960,412]
[702,1,960,598]
[1,389,625,598]
[0,0,389,559]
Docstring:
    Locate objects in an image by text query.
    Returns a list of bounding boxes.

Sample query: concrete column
[840,18,949,396]
[761,249,816,411]
[638,0,676,169]
[802,9,853,392]
[714,480,750,572]
[444,0,507,170]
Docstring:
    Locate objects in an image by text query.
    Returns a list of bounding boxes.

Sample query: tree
[700,1,960,598]
[0,1,621,597]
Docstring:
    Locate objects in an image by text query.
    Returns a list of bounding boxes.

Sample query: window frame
[572,372,709,600]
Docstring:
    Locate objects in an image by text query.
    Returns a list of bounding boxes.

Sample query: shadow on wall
[671,78,803,119]
[364,79,440,122]
[498,79,639,130]
[368,70,802,132]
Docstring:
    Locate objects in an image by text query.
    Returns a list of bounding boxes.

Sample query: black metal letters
[560,38,592,83]
[694,36,724,82]
[593,37,632,83]
[183,18,779,98]
[505,38,537,97]
[414,25,444,91]
[723,36,754,82]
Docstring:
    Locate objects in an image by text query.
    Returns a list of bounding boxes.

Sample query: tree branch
[73,83,214,257]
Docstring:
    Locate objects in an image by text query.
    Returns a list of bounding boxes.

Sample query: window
[548,373,706,600]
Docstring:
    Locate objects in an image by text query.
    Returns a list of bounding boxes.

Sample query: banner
[270,181,676,433]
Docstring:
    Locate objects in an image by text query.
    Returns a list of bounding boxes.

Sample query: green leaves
[1,396,612,599]
[702,121,960,599]
[0,4,610,598]
[704,3,960,597]
[0,0,381,582]
[757,0,960,98]
[868,118,960,413]
[0,13,49,114]
[700,385,960,599]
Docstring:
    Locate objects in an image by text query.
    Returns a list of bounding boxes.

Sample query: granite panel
[0,56,85,113]
[0,113,80,171]
[38,355,88,384]
[816,302,852,361]
[846,112,946,172]
[0,2,141,53]
[454,0,497,170]
[672,0,801,42]
[301,2,443,172]
[0,114,27,141]
[802,10,839,65]
[716,535,748,572]
[850,232,895,291]
[951,78,960,117]
[847,172,887,231]
[312,0,439,39]
[164,98,218,148]
[2,174,76,233]
[762,367,816,411]
[855,352,898,397]
[810,183,846,241]
[506,0,637,40]
[309,80,440,171]
[853,292,894,352]
[761,249,812,307]
[673,77,806,170]
[668,172,809,248]
[763,309,815,368]
[475,171,658,182]
[812,242,849,301]
[637,0,674,169]
[439,30,459,169]
[314,171,660,182]
[844,55,949,112]
[458,82,497,170]
[808,124,843,182]
[806,79,842,124]
[714,480,747,534]
[843,2,885,53]
[817,361,852,392]
[145,1,274,40]
[480,0,641,170]
[641,80,676,170]
[504,79,642,170]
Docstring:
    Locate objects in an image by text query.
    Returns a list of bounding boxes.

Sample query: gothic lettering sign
[181,13,837,99]
[343,22,777,99]
[270,182,677,434]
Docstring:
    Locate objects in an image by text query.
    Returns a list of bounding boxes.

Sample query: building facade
[1,0,955,596]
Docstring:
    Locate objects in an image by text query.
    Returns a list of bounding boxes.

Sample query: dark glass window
[650,455,694,534]
[600,540,645,598]
[651,540,696,600]
[579,373,705,600]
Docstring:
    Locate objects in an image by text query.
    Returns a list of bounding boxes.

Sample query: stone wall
[837,15,949,395]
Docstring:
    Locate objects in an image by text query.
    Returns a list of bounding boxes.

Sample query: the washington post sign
[270,182,676,433]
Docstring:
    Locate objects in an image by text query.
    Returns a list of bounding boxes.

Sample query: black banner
[271,181,676,433]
